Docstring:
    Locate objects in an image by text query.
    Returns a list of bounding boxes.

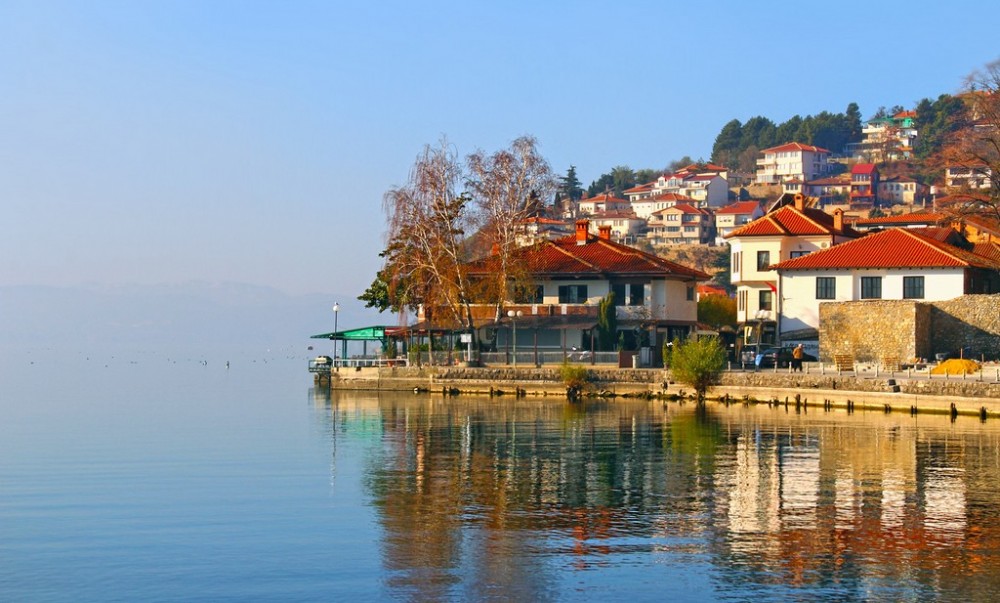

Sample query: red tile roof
[725,205,861,238]
[466,233,710,280]
[649,192,697,203]
[716,201,762,215]
[851,163,877,175]
[807,175,851,186]
[761,142,831,154]
[655,203,709,215]
[623,183,654,193]
[973,242,1000,263]
[851,212,948,227]
[771,228,1000,271]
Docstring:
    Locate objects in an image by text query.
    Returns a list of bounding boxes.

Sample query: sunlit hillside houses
[849,163,879,207]
[514,216,573,246]
[879,175,930,205]
[755,142,834,191]
[630,192,698,221]
[625,163,731,208]
[844,110,919,162]
[576,192,631,216]
[587,210,647,244]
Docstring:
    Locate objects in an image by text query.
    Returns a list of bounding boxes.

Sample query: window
[816,277,836,299]
[757,250,771,271]
[903,276,924,299]
[686,286,694,301]
[759,290,773,311]
[860,276,882,299]
[558,284,588,304]
[612,283,644,306]
[790,250,808,259]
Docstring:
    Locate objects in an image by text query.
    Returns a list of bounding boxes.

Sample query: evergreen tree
[559,165,584,201]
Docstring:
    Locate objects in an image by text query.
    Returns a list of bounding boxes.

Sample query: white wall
[779,268,968,333]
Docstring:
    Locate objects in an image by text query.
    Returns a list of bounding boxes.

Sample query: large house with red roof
[625,164,731,208]
[725,194,862,344]
[577,192,631,216]
[755,142,833,188]
[462,220,710,353]
[771,228,1000,337]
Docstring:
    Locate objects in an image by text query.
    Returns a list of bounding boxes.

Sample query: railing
[478,351,619,366]
[310,357,408,371]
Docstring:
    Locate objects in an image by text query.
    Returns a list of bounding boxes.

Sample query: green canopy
[310,326,392,341]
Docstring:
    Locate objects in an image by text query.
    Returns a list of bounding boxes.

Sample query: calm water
[4,346,1000,602]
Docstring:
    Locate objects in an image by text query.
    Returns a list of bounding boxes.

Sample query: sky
[2,0,998,328]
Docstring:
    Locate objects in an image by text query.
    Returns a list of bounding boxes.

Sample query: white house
[647,203,712,246]
[772,228,1000,337]
[725,194,862,344]
[631,192,697,220]
[587,210,647,244]
[755,142,833,188]
[577,193,631,216]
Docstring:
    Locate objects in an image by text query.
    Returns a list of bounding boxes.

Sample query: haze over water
[3,345,1000,601]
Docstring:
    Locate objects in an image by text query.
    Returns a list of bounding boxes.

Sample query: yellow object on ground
[930,358,982,375]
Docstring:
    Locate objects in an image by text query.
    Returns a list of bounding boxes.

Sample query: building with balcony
[647,203,712,246]
[755,142,833,189]
[844,110,919,162]
[714,200,764,245]
[462,220,709,352]
[850,163,879,207]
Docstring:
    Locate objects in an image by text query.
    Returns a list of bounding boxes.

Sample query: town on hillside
[354,69,1000,370]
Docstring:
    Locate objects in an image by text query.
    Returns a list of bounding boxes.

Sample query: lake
[3,345,1000,601]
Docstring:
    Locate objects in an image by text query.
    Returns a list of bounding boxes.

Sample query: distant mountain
[0,282,374,347]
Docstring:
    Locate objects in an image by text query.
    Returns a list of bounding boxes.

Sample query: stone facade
[819,294,1000,362]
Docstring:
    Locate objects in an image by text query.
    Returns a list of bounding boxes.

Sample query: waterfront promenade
[315,361,1000,417]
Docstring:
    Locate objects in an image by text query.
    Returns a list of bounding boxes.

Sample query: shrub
[559,361,592,402]
[669,337,726,403]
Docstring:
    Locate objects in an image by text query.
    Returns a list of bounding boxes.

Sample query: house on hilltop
[755,142,833,190]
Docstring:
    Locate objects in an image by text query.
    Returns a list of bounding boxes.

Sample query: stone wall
[819,295,1000,363]
[932,294,1000,359]
[819,300,927,362]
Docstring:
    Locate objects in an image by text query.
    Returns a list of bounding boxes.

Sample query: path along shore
[316,364,1000,418]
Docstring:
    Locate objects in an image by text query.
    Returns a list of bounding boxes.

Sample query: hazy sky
[3,0,997,307]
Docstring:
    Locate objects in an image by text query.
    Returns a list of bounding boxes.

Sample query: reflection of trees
[322,395,1000,600]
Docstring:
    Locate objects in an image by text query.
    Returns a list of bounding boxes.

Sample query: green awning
[310,325,393,340]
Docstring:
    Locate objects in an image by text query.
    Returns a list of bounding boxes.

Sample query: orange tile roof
[725,205,861,238]
[466,234,710,280]
[649,192,697,203]
[851,212,948,227]
[761,141,831,154]
[716,201,762,215]
[654,203,709,215]
[973,242,1000,263]
[851,163,877,175]
[771,228,1000,271]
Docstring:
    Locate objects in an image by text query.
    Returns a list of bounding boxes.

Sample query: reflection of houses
[463,220,710,351]
[772,227,1000,336]
[647,203,712,246]
[725,193,861,343]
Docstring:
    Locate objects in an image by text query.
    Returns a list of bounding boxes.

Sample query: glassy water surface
[3,346,1000,601]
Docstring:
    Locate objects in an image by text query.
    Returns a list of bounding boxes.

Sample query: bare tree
[466,136,556,322]
[382,139,481,346]
[944,59,1000,223]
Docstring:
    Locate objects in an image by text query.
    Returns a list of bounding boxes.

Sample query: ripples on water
[3,347,1000,601]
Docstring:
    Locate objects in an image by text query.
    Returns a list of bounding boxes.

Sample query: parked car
[759,346,817,368]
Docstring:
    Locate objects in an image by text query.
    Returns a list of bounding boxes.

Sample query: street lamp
[507,309,523,367]
[332,302,340,369]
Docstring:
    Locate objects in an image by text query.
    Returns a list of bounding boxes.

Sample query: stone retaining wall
[820,295,1000,363]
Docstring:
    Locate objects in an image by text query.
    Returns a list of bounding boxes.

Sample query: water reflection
[312,389,1000,601]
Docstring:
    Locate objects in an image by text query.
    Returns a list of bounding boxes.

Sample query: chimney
[794,193,805,211]
[598,225,612,240]
[833,208,844,232]
[575,219,590,245]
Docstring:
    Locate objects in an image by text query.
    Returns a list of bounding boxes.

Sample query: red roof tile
[771,228,1000,271]
[852,212,948,227]
[851,163,877,175]
[761,142,831,154]
[716,201,762,215]
[649,192,697,203]
[466,234,710,280]
[725,205,861,238]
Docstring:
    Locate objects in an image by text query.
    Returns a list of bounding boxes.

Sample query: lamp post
[507,309,523,367]
[332,302,340,370]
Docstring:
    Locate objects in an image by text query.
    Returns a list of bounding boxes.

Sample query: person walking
[792,344,804,372]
